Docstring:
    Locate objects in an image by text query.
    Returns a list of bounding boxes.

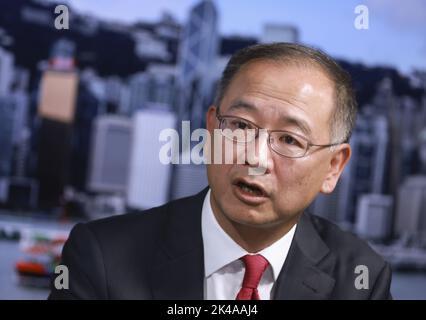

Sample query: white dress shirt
[202,189,297,300]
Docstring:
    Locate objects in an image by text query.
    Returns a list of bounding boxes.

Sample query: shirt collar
[202,188,297,280]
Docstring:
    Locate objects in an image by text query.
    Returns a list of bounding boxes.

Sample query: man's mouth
[233,178,269,198]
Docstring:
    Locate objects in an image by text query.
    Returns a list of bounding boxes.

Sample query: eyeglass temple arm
[309,140,348,148]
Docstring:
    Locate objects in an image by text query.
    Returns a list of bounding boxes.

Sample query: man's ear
[320,144,351,194]
[206,105,217,132]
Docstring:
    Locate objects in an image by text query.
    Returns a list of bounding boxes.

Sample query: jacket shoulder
[307,213,387,267]
[302,213,392,299]
[83,193,199,242]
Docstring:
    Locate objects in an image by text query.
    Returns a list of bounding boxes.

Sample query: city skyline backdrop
[0,0,423,233]
[59,0,426,73]
[1,0,426,299]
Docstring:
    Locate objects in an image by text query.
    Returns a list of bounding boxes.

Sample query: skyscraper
[38,70,78,123]
[309,109,389,225]
[87,115,132,194]
[399,96,422,179]
[0,90,28,176]
[355,194,393,240]
[0,47,14,96]
[126,109,176,210]
[395,176,426,238]
[419,127,426,174]
[0,96,15,177]
[343,110,389,222]
[128,64,177,114]
[37,39,79,209]
[10,91,30,178]
[68,68,105,192]
[373,78,401,202]
[0,87,37,210]
[177,0,219,129]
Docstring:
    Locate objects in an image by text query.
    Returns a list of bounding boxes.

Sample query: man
[49,43,392,300]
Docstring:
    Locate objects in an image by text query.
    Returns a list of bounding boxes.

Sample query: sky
[61,0,426,74]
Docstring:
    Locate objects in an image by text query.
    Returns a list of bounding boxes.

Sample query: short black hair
[214,43,357,143]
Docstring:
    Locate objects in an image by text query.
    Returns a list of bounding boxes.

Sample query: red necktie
[236,254,269,300]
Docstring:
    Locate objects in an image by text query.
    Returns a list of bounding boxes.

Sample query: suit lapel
[273,213,336,300]
[151,246,205,299]
[150,189,336,300]
[150,188,208,300]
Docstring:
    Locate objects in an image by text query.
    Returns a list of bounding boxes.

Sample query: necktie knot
[236,254,269,300]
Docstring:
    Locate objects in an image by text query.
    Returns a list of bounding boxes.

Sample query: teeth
[238,183,261,196]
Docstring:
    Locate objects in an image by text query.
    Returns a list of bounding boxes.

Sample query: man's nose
[245,130,273,175]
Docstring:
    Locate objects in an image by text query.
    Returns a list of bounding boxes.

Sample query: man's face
[206,59,350,229]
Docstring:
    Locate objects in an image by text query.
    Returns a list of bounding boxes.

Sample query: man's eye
[281,134,301,147]
[232,121,249,130]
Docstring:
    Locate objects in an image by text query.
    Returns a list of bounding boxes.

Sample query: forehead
[220,59,335,139]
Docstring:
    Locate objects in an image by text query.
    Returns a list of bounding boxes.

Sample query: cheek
[274,159,305,186]
[274,159,325,201]
[207,164,233,191]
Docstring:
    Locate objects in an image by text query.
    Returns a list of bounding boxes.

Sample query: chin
[223,202,274,225]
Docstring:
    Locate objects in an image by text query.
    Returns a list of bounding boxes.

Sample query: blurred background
[0,0,425,299]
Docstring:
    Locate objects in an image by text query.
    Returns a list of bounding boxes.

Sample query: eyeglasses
[216,113,345,158]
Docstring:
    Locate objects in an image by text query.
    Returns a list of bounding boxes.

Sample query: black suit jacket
[48,187,392,300]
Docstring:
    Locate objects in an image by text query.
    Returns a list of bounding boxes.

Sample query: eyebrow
[228,100,258,113]
[227,99,313,137]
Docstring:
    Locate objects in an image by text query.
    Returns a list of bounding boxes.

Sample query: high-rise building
[343,111,389,223]
[128,72,150,112]
[373,78,401,200]
[355,194,393,240]
[177,0,219,129]
[10,92,30,178]
[38,40,78,123]
[87,115,132,194]
[0,91,29,176]
[12,67,30,93]
[0,47,14,96]
[37,39,79,208]
[146,64,177,107]
[399,96,422,179]
[419,127,426,174]
[6,177,39,210]
[0,177,8,204]
[10,92,29,144]
[104,76,125,113]
[126,109,177,210]
[0,96,15,177]
[0,91,38,209]
[36,117,72,208]
[132,29,171,61]
[48,38,76,71]
[260,24,299,44]
[69,72,103,192]
[128,64,177,114]
[395,175,426,238]
[38,70,78,123]
[310,109,389,225]
[154,12,181,41]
